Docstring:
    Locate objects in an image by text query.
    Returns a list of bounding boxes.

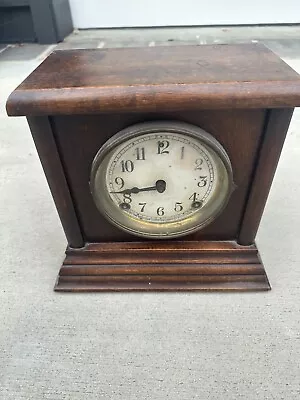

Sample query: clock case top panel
[51,109,265,243]
[7,43,300,116]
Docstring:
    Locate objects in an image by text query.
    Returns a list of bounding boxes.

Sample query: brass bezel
[90,121,234,239]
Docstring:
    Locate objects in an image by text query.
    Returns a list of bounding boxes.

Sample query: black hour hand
[110,180,166,195]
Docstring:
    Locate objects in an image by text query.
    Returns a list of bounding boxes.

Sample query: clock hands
[110,179,166,195]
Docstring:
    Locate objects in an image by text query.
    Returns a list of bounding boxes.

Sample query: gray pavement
[1,27,300,399]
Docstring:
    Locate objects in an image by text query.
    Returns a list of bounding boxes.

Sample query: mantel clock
[7,44,300,291]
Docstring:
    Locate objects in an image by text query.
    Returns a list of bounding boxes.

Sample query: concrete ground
[1,26,300,399]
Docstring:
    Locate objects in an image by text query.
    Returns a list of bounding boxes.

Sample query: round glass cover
[90,121,234,239]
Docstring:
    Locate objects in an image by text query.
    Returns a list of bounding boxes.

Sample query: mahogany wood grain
[7,44,300,116]
[64,241,258,265]
[238,108,294,245]
[60,264,263,276]
[27,116,84,247]
[55,241,270,291]
[52,109,265,242]
[56,276,269,292]
[7,44,299,292]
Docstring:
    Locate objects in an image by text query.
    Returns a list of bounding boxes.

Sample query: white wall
[69,0,300,29]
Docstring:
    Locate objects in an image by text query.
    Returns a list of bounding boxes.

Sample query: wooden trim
[55,241,270,292]
[238,108,294,245]
[64,240,259,265]
[7,82,300,116]
[27,116,84,248]
[6,44,300,115]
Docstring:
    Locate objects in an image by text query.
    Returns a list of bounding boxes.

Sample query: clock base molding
[54,241,270,292]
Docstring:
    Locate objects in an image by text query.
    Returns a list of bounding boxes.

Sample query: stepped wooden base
[54,240,270,292]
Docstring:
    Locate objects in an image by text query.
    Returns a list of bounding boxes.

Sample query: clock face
[90,121,234,238]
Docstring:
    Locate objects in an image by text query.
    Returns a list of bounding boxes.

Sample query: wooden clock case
[7,44,300,291]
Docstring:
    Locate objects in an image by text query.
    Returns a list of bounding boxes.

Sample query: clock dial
[90,121,234,238]
[107,133,216,222]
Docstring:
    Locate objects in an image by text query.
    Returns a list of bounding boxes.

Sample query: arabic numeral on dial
[174,202,183,212]
[114,176,124,189]
[157,140,170,154]
[157,206,165,216]
[119,193,132,210]
[121,160,134,172]
[135,147,145,160]
[123,193,132,203]
[197,176,207,187]
[139,202,146,212]
[194,158,203,170]
[189,193,203,209]
[189,192,198,202]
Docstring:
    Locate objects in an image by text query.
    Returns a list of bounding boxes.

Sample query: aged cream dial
[90,121,234,238]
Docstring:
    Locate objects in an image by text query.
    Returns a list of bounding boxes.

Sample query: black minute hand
[110,179,166,195]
